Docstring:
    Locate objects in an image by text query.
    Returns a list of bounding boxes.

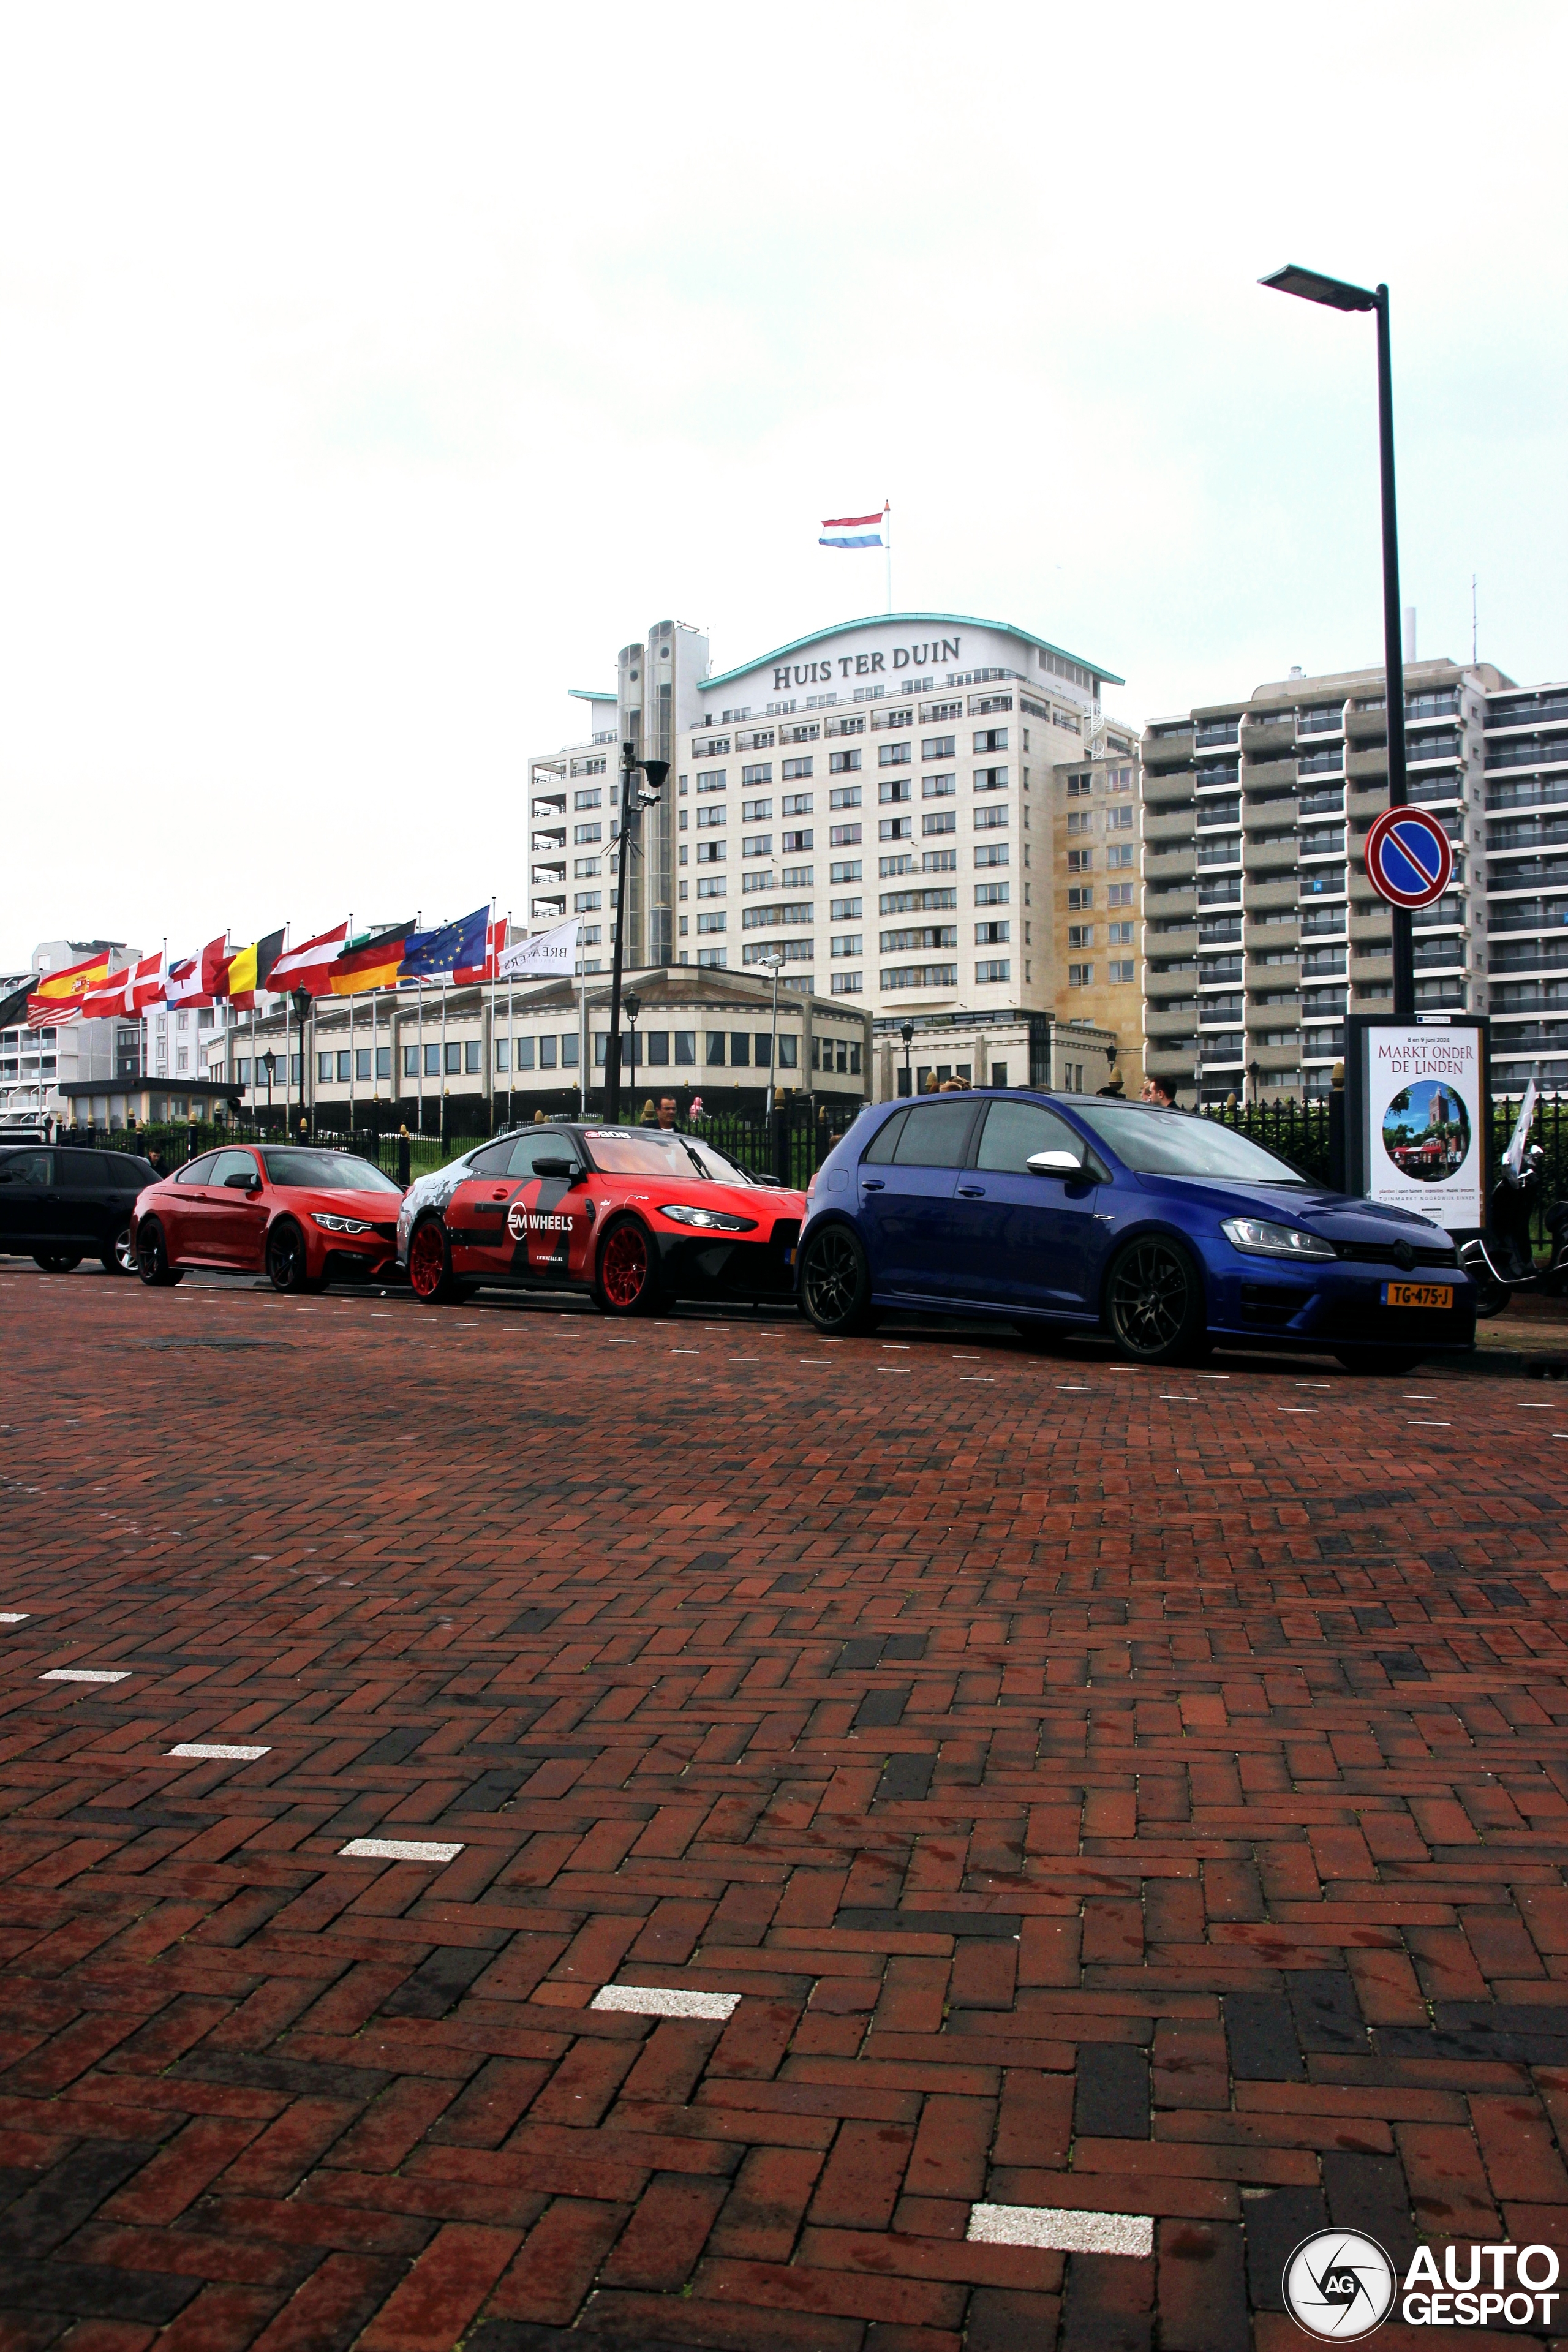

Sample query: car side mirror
[1027,1149,1087,1177]
[533,1156,578,1180]
[224,1170,261,1191]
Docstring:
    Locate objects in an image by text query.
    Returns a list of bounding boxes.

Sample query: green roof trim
[569,687,618,704]
[698,610,1123,693]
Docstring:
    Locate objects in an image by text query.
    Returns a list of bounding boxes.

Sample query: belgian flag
[225,927,285,1009]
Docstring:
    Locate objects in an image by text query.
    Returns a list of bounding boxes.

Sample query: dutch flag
[820,506,886,549]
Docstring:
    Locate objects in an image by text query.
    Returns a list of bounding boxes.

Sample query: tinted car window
[892,1100,978,1169]
[260,1150,402,1193]
[175,1153,219,1185]
[1074,1102,1307,1184]
[209,1149,258,1186]
[584,1131,707,1178]
[58,1151,109,1186]
[975,1100,1085,1174]
[503,1134,577,1178]
[467,1139,519,1178]
[861,1111,907,1164]
[0,1150,50,1186]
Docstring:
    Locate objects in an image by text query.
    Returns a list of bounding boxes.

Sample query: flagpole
[505,909,514,1129]
[417,974,424,1136]
[884,500,892,616]
[440,979,448,1153]
[578,929,589,1118]
[488,894,497,1136]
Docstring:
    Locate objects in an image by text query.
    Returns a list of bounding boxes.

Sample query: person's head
[657,1096,677,1129]
[1147,1073,1178,1108]
[938,1076,970,1091]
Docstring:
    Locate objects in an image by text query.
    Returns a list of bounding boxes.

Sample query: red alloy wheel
[599,1219,650,1310]
[408,1219,447,1302]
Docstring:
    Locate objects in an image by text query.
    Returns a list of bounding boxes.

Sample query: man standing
[1143,1072,1180,1108]
[656,1096,679,1130]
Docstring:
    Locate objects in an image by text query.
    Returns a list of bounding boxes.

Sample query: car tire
[32,1253,83,1273]
[1469,1275,1511,1320]
[1333,1348,1425,1376]
[593,1215,662,1317]
[102,1224,137,1277]
[136,1221,183,1287]
[266,1218,315,1295]
[1104,1235,1208,1364]
[407,1215,459,1305]
[799,1221,875,1336]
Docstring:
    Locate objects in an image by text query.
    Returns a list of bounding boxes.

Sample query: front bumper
[1205,1251,1476,1352]
[652,1219,801,1299]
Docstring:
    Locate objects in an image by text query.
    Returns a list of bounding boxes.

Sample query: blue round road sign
[1364,805,1453,909]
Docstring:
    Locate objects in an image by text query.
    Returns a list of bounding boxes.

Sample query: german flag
[326,921,416,996]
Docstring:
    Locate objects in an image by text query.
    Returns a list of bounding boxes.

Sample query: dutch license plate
[1381,1281,1453,1310]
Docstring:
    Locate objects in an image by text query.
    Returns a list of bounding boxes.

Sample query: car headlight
[657,1204,759,1232]
[312,1212,373,1235]
[1221,1216,1336,1261]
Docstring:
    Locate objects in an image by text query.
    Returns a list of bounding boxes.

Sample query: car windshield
[260,1148,402,1194]
[585,1129,713,1180]
[682,1136,757,1185]
[1072,1103,1308,1185]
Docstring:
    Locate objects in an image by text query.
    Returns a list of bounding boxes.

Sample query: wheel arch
[1094,1216,1213,1325]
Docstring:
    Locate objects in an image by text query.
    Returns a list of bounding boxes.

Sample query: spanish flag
[26,948,112,1029]
[326,921,415,996]
[225,927,285,1008]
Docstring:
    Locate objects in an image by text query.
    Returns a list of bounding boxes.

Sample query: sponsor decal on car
[507,1203,573,1240]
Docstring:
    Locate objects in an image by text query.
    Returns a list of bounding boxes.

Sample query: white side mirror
[1027,1148,1086,1175]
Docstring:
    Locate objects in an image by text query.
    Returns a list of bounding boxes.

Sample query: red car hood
[274,1187,404,1222]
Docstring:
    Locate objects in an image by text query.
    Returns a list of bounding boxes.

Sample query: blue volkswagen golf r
[795,1090,1476,1372]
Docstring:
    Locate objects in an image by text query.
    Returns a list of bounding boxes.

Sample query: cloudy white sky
[2,1,1564,969]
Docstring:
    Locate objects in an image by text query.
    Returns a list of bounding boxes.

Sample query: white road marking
[960,1375,995,1382]
[42,1669,129,1683]
[169,1743,271,1762]
[1408,1420,1451,1428]
[968,2203,1153,2258]
[0,1612,29,1624]
[339,1837,464,1863]
[590,1985,741,2020]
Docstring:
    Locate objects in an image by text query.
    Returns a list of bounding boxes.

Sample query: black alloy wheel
[104,1224,137,1276]
[136,1221,183,1287]
[1104,1236,1207,1364]
[800,1223,873,1336]
[266,1219,315,1295]
[32,1253,83,1274]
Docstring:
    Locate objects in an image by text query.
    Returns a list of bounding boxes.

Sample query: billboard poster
[1347,1016,1488,1235]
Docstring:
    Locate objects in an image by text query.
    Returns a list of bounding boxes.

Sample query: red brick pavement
[1,1262,1566,2348]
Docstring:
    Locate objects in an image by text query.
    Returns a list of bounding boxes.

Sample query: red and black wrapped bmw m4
[397,1123,807,1314]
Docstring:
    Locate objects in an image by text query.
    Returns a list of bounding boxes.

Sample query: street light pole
[900,1019,914,1096]
[763,959,782,1121]
[1260,263,1414,1021]
[605,742,669,1123]
[290,988,312,1139]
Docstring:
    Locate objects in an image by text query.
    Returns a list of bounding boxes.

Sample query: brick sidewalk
[1,1264,1565,2350]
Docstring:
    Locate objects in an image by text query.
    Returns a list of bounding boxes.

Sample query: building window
[831,972,862,995]
[976,959,1010,984]
[976,805,1009,831]
[922,734,955,760]
[696,804,726,828]
[922,773,956,799]
[880,816,913,842]
[742,834,772,858]
[829,786,861,810]
[574,823,602,844]
[423,1042,440,1076]
[1108,959,1136,983]
[782,793,813,816]
[974,766,1008,791]
[698,948,728,967]
[537,1036,556,1069]
[696,912,726,934]
[402,1044,418,1078]
[317,1052,332,1081]
[1106,843,1135,869]
[782,757,813,780]
[1107,804,1135,830]
[742,797,772,821]
[742,763,772,786]
[922,809,956,836]
[975,921,1010,944]
[829,749,862,774]
[830,823,862,846]
[575,891,601,912]
[1069,962,1093,987]
[696,769,726,792]
[782,828,813,852]
[831,935,862,958]
[976,843,1009,869]
[696,841,726,863]
[463,1040,480,1073]
[831,859,862,883]
[573,786,603,809]
[1067,848,1092,872]
[878,742,912,767]
[674,1031,696,1065]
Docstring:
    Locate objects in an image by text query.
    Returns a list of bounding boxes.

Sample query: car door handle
[958,1185,985,1197]
[491,1188,508,1197]
[862,1178,885,1191]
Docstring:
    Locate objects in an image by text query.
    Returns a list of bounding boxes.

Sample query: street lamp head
[1259,262,1378,313]
[290,987,312,1024]
[623,991,641,1024]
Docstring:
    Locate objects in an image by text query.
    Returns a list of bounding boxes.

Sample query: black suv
[0,1145,159,1276]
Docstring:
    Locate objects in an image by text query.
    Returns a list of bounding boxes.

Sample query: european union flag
[399,907,490,979]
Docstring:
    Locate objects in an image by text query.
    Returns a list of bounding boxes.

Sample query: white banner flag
[498,917,581,981]
[1504,1077,1539,1178]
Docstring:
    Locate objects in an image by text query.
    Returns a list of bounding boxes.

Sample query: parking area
[1,1261,1567,2349]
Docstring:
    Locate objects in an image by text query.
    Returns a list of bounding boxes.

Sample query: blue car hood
[1131,1170,1449,1246]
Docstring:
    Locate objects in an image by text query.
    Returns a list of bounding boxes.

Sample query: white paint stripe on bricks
[967,2204,1154,2258]
[168,1744,271,1762]
[0,1613,30,1623]
[339,1837,464,1863]
[590,1985,741,2021]
[41,1669,129,1683]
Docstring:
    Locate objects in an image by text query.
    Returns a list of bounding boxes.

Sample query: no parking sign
[1364,805,1453,908]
